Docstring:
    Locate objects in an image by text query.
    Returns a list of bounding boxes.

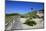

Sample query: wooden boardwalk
[5,16,23,31]
[11,16,23,30]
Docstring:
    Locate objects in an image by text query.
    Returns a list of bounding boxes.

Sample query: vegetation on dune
[23,11,38,26]
[5,13,20,16]
[25,10,39,18]
[5,16,13,24]
[23,9,44,26]
[24,19,37,26]
[21,16,25,18]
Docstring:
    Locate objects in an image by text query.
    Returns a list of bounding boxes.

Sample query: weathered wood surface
[5,16,23,31]
[11,16,23,30]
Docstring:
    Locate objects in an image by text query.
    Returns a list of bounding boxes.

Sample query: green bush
[21,16,25,18]
[24,19,37,26]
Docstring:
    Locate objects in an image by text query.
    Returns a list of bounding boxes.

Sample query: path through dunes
[5,16,44,30]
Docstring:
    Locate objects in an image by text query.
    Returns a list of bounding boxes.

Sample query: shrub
[24,19,37,26]
[21,16,25,18]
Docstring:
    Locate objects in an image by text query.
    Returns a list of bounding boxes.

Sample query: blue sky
[5,1,44,14]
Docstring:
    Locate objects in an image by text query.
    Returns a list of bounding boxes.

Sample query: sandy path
[20,18,44,29]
